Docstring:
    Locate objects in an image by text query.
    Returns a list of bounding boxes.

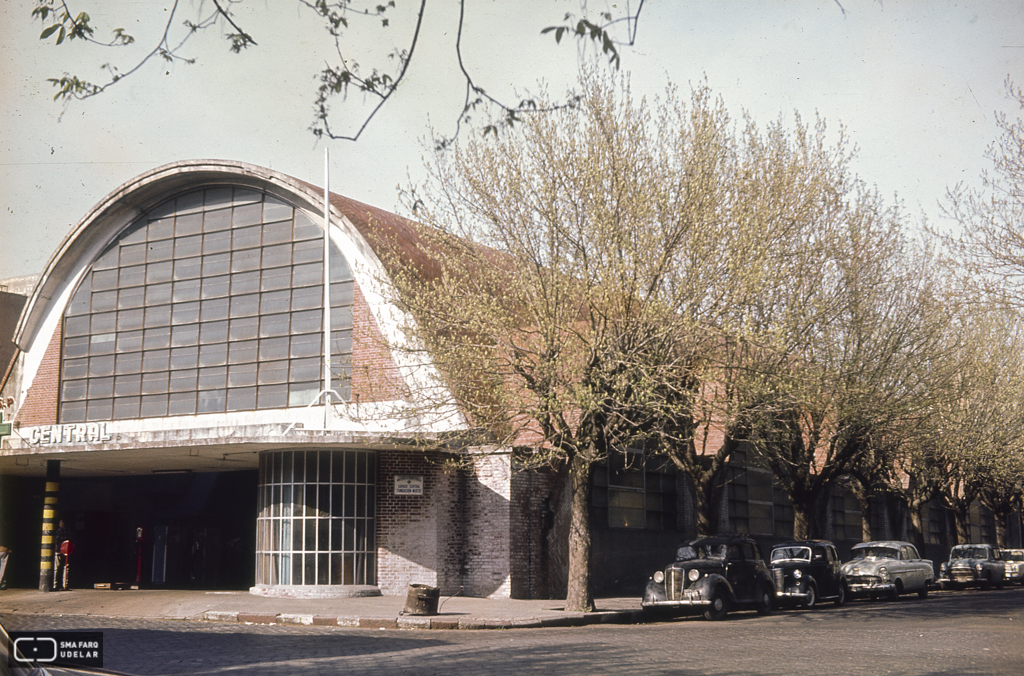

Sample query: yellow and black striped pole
[39,460,59,591]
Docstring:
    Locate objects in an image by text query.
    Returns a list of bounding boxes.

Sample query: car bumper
[776,589,813,602]
[641,597,712,609]
[641,580,712,609]
[846,581,895,595]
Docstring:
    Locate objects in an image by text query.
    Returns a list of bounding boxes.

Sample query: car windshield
[677,543,729,561]
[1004,551,1024,562]
[950,546,988,560]
[853,546,899,560]
[771,546,811,563]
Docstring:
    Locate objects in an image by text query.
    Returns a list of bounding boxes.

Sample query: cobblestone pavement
[3,588,1023,675]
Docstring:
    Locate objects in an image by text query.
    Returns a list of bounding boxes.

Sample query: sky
[2,0,1023,281]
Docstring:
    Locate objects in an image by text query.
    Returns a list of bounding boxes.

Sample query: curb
[200,609,643,630]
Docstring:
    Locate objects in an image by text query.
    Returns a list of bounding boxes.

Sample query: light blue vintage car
[839,541,934,600]
[938,544,1006,590]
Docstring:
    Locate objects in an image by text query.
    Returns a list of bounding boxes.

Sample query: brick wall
[376,448,515,599]
[460,450,512,598]
[17,323,61,426]
[350,282,405,403]
[376,450,449,595]
[510,465,559,599]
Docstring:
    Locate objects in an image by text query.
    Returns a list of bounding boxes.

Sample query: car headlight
[940,563,947,573]
[975,563,983,572]
[688,569,700,582]
[878,567,889,581]
[793,569,803,579]
[653,571,664,584]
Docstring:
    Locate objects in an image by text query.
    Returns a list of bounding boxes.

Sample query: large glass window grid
[256,450,376,586]
[726,449,776,535]
[968,502,996,543]
[59,187,355,422]
[831,490,863,541]
[592,449,677,530]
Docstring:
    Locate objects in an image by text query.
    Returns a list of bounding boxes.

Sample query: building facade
[2,160,1019,599]
[0,160,538,598]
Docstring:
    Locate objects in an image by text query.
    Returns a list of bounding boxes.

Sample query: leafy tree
[30,0,643,145]
[928,303,1024,545]
[652,106,880,536]
[978,461,1024,549]
[746,175,947,540]
[929,79,1024,547]
[370,72,811,610]
[867,271,970,549]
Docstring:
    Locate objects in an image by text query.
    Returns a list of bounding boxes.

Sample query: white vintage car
[839,541,934,600]
[1002,549,1024,586]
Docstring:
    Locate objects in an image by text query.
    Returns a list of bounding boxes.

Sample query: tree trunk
[908,500,926,552]
[564,453,594,612]
[994,518,1008,549]
[793,505,811,540]
[992,509,1010,548]
[693,486,712,537]
[691,469,722,537]
[851,482,872,541]
[954,510,971,545]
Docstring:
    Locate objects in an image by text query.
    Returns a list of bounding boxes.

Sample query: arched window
[59,187,352,422]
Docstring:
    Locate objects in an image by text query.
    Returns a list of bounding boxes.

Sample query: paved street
[3,587,1023,676]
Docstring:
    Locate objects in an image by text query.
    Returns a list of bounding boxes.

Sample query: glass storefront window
[256,449,376,586]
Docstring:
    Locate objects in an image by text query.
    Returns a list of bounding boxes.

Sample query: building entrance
[0,470,256,590]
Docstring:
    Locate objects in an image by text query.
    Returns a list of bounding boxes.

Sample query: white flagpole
[323,147,333,430]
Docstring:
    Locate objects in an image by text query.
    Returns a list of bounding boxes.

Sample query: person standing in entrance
[53,520,73,591]
[0,544,10,589]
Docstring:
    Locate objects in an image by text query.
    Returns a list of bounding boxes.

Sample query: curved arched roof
[14,159,431,351]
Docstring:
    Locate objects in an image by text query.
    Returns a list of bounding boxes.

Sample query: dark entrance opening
[0,470,256,590]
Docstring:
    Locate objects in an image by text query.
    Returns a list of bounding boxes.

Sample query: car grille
[847,575,879,586]
[950,570,976,583]
[773,569,785,590]
[666,569,688,600]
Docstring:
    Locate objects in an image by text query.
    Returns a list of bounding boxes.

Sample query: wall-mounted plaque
[394,475,424,496]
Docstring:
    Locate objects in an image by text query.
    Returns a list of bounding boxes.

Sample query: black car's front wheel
[803,583,817,609]
[755,584,773,616]
[704,590,728,621]
[834,582,846,606]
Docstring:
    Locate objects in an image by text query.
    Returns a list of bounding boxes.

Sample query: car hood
[947,557,990,567]
[667,559,727,572]
[841,558,895,575]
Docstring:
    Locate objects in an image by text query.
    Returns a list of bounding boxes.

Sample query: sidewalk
[0,588,645,631]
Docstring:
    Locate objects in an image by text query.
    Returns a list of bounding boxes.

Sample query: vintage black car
[641,535,776,620]
[769,540,846,607]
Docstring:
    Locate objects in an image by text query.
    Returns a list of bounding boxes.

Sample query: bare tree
[30,0,643,144]
[942,78,1024,307]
